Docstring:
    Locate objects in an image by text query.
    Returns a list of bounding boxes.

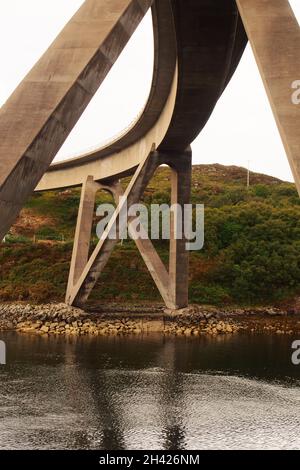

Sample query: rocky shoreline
[0,303,300,337]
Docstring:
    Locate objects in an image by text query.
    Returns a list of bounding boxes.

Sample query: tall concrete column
[158,149,192,309]
[66,176,100,303]
[168,151,192,309]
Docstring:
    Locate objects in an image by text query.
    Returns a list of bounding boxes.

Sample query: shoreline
[0,303,300,337]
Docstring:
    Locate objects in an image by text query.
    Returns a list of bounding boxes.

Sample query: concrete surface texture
[236,0,300,193]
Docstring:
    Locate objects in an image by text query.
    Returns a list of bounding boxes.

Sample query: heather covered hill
[1,164,300,306]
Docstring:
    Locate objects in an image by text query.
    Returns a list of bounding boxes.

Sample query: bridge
[0,0,299,309]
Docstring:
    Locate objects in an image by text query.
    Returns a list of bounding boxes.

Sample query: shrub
[28,281,58,303]
[4,235,32,244]
[36,227,61,240]
[252,184,270,198]
[190,283,231,305]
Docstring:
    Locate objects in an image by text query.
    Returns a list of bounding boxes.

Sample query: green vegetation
[1,164,300,306]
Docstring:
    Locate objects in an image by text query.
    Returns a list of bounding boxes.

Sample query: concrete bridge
[0,0,299,309]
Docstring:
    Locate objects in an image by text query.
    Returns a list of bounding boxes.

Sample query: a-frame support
[66,147,192,309]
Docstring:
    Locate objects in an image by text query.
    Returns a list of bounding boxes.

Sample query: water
[0,332,300,450]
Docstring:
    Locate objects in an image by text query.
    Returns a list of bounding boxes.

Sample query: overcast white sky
[0,1,299,182]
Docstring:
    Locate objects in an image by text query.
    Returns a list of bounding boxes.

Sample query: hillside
[1,164,300,306]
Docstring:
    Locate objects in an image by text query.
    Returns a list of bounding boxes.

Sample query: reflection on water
[0,332,300,450]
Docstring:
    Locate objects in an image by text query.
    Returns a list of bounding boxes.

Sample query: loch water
[0,332,299,450]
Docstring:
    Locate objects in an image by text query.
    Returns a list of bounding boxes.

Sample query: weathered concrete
[168,151,192,308]
[236,0,300,193]
[66,176,101,297]
[159,0,248,152]
[0,0,153,240]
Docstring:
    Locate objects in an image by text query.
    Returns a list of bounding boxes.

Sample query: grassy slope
[1,164,300,306]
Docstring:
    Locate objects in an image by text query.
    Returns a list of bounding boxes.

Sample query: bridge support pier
[164,152,192,309]
[66,147,192,310]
